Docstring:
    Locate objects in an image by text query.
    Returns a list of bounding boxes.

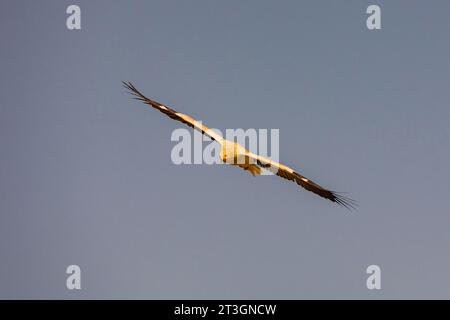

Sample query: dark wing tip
[291,171,357,211]
[122,81,168,110]
[122,81,144,100]
[329,191,358,211]
[122,81,198,132]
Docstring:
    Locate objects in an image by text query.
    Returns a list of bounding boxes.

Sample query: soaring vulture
[123,81,356,209]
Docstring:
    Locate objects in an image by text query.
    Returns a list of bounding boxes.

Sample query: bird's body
[123,81,356,209]
[220,140,262,176]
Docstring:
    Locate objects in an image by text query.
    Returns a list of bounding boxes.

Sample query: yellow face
[220,140,251,165]
[219,140,237,163]
[219,140,232,163]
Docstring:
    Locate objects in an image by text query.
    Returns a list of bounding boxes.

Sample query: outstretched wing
[248,153,356,209]
[124,81,354,209]
[123,81,222,142]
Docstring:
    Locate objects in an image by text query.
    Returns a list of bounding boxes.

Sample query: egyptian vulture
[123,81,356,209]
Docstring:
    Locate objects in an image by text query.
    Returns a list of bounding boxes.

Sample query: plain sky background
[1,0,450,299]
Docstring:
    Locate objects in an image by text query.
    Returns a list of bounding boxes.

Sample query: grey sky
[1,0,450,298]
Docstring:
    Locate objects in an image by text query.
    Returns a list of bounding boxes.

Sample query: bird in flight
[123,81,356,209]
